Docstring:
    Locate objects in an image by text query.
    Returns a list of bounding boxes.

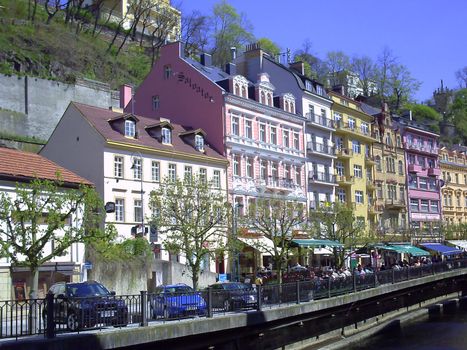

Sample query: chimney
[289,61,305,76]
[225,62,236,75]
[231,47,237,61]
[200,53,212,66]
[120,84,132,109]
[409,110,413,121]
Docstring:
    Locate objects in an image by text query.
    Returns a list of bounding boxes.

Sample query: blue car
[150,284,207,319]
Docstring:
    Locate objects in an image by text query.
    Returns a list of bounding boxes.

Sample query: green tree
[182,10,210,57]
[209,0,254,67]
[0,175,107,332]
[148,175,230,290]
[256,37,281,57]
[351,55,377,97]
[293,39,326,80]
[404,103,441,133]
[308,202,365,269]
[448,89,467,144]
[241,198,307,284]
[455,66,467,89]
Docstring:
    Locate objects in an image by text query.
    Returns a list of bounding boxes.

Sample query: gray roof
[360,102,381,116]
[184,57,231,84]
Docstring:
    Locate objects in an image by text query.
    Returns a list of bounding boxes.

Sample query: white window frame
[245,119,252,139]
[168,163,177,182]
[114,156,123,178]
[115,198,124,222]
[151,161,160,182]
[213,170,221,188]
[231,115,239,136]
[124,120,136,137]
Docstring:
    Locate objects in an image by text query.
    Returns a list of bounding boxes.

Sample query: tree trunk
[28,267,40,334]
[191,264,200,291]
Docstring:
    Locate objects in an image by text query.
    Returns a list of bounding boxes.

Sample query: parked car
[207,282,257,311]
[43,280,128,331]
[150,284,207,319]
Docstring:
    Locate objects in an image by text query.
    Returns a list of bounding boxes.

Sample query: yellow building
[440,146,467,226]
[367,103,408,235]
[329,91,376,230]
[91,0,181,42]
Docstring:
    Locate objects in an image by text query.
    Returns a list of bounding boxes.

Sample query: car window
[66,283,110,297]
[56,285,66,296]
[166,286,193,294]
[223,283,243,290]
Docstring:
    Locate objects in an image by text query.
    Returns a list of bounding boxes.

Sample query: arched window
[267,93,272,106]
[285,101,289,112]
[398,160,403,175]
[234,84,240,96]
[290,102,295,114]
[376,156,382,172]
[241,85,247,98]
[260,91,265,104]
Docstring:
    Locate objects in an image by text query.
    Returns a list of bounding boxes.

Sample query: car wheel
[66,312,80,331]
[223,300,231,312]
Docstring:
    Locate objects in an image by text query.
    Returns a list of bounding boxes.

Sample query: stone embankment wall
[0,74,120,141]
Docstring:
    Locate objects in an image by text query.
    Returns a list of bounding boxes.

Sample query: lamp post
[232,202,243,282]
[131,152,144,236]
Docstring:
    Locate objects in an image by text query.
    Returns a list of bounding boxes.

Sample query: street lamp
[232,202,243,282]
[131,152,144,236]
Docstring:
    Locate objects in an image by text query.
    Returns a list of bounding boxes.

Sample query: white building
[0,147,90,300]
[41,102,229,277]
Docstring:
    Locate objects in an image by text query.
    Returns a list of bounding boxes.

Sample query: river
[349,310,467,350]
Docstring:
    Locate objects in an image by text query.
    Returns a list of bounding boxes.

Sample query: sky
[180,0,467,103]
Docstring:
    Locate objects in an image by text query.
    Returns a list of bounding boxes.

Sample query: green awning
[291,239,344,248]
[379,244,430,256]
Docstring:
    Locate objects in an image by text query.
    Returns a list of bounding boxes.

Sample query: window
[455,173,459,184]
[377,183,383,199]
[361,122,369,135]
[419,177,428,190]
[241,86,247,98]
[259,123,266,142]
[396,136,401,147]
[320,109,326,118]
[398,160,403,175]
[195,135,204,151]
[428,158,435,168]
[162,127,172,144]
[410,199,419,212]
[184,166,192,181]
[283,129,290,148]
[271,162,278,179]
[295,167,301,184]
[430,201,439,213]
[336,161,344,176]
[199,168,207,184]
[245,120,252,139]
[355,190,364,204]
[376,156,382,172]
[134,199,142,222]
[213,170,221,188]
[293,132,299,149]
[260,160,267,180]
[267,93,272,106]
[334,112,342,122]
[387,184,397,199]
[337,189,346,203]
[168,163,177,182]
[408,154,416,165]
[124,120,136,137]
[420,199,429,212]
[151,161,160,182]
[115,199,124,222]
[164,65,172,79]
[114,156,123,178]
[285,164,291,179]
[399,186,405,202]
[133,158,142,180]
[233,155,240,176]
[352,140,361,154]
[246,157,253,178]
[231,116,239,136]
[353,165,362,178]
[408,174,417,189]
[428,177,437,190]
[152,95,159,110]
[348,118,355,129]
[386,157,395,173]
[270,126,277,145]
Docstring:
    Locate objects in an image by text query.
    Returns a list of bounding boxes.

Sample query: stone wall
[0,74,120,141]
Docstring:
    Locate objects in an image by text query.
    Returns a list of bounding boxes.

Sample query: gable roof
[71,102,226,162]
[0,146,92,186]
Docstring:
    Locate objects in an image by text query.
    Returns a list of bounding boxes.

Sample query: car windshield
[66,283,110,297]
[164,286,193,294]
[223,283,247,290]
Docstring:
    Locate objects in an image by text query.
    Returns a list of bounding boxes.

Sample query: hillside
[0,0,151,89]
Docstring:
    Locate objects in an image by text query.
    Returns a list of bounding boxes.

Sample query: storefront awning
[420,243,463,256]
[387,245,430,257]
[237,237,280,255]
[291,239,344,248]
[447,240,467,251]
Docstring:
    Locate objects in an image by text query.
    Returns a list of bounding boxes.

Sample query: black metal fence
[1,259,466,339]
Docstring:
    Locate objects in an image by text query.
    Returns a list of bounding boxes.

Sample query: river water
[349,310,467,350]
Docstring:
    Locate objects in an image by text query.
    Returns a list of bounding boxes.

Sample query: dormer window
[195,134,204,151]
[305,80,313,91]
[241,86,247,98]
[260,91,265,104]
[162,127,172,144]
[125,120,136,137]
[232,75,249,98]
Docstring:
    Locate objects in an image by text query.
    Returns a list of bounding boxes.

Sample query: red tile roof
[72,102,226,161]
[0,147,93,186]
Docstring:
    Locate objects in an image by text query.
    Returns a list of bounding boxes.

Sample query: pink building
[127,42,307,209]
[396,117,442,241]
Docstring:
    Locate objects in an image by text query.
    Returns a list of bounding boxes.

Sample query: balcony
[336,175,354,186]
[306,141,336,158]
[308,172,337,185]
[335,121,377,142]
[305,113,335,131]
[368,204,382,215]
[456,206,464,213]
[443,205,455,212]
[427,167,441,176]
[336,148,353,159]
[256,177,300,192]
[385,198,406,210]
[365,155,377,166]
[404,142,439,155]
[366,180,376,190]
[408,164,423,173]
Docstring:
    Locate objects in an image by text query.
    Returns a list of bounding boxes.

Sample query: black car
[43,280,128,331]
[207,282,257,311]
